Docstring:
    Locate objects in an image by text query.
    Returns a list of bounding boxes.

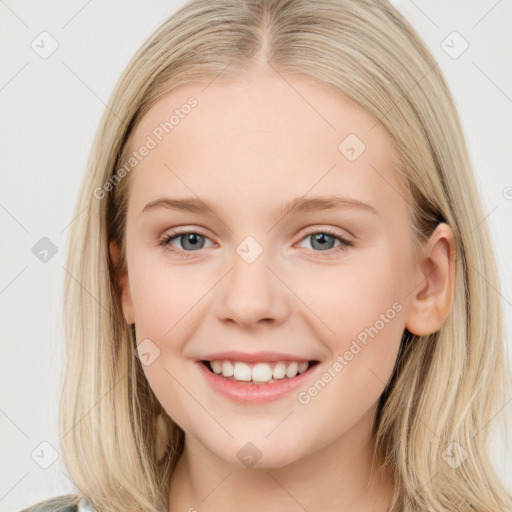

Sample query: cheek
[140,360,200,437]
[128,259,211,424]
[292,265,405,431]
[129,255,209,339]
[296,246,407,338]
[293,245,408,390]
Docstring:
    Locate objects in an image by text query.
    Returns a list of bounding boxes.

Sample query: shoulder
[20,494,91,512]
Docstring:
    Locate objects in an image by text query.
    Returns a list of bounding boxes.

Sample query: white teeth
[208,360,312,382]
[233,362,252,381]
[272,362,286,379]
[251,363,273,382]
[286,362,299,378]
[222,361,234,377]
[210,360,222,374]
[298,361,309,374]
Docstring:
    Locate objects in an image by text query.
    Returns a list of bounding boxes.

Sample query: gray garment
[20,494,79,512]
[20,494,166,512]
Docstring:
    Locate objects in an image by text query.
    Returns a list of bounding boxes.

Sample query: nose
[216,246,289,329]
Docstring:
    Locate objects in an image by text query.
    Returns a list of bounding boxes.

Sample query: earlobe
[109,240,135,326]
[405,223,456,336]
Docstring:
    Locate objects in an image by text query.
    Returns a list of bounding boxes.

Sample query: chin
[214,438,309,470]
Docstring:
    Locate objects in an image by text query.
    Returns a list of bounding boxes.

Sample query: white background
[1,1,511,510]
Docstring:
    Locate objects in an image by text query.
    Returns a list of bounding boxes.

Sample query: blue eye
[298,230,353,253]
[159,228,353,258]
[159,231,213,255]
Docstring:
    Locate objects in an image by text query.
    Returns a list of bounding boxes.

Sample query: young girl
[21,0,512,511]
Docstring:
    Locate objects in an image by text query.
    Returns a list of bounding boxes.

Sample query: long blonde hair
[59,1,512,510]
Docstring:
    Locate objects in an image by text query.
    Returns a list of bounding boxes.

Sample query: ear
[405,223,456,336]
[109,240,135,326]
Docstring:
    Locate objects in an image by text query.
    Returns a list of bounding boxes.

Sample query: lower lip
[196,361,319,404]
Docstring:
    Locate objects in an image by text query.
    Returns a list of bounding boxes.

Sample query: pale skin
[110,64,456,512]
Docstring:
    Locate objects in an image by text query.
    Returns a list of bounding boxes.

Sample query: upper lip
[197,351,318,364]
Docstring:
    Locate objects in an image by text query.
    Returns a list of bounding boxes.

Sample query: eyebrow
[140,195,379,217]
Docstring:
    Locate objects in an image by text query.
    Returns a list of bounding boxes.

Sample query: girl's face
[114,67,425,468]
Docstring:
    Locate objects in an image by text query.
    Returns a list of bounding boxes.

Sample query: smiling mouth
[201,359,320,384]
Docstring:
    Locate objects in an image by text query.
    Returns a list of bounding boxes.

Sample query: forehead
[126,68,405,219]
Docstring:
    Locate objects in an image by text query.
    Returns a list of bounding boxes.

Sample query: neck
[167,405,395,512]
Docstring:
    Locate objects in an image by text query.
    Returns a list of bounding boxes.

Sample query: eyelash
[158,227,354,258]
